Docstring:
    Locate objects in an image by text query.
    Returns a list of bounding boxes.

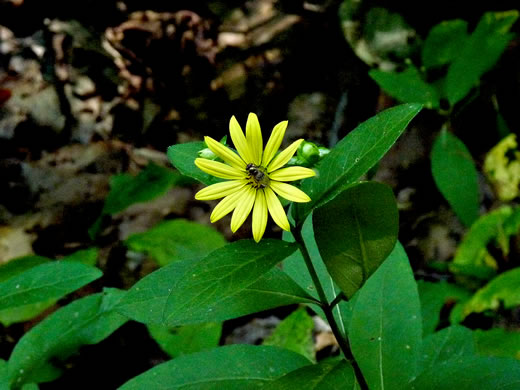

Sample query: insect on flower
[194,113,316,242]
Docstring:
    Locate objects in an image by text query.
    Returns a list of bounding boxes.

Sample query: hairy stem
[292,225,368,389]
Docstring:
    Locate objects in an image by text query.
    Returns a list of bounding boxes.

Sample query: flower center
[246,163,270,189]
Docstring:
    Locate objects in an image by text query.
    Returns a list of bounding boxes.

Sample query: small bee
[246,163,269,188]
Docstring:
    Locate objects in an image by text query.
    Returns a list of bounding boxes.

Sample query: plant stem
[293,225,368,389]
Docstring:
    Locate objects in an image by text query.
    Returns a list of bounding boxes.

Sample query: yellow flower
[194,113,316,242]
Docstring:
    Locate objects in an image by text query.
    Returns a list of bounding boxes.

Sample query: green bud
[198,148,218,160]
[300,141,320,165]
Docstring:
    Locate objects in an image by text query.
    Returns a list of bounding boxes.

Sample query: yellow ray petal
[230,116,254,163]
[264,187,290,231]
[269,181,311,203]
[195,158,246,180]
[252,189,268,242]
[195,180,248,200]
[204,136,246,169]
[269,167,316,182]
[230,186,256,232]
[262,120,288,167]
[267,139,304,173]
[210,186,249,222]
[246,113,263,165]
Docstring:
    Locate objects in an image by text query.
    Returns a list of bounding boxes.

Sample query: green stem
[292,226,368,389]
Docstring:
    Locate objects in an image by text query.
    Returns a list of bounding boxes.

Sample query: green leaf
[431,131,479,227]
[148,322,222,359]
[116,240,311,326]
[313,182,399,298]
[451,206,515,279]
[263,307,315,362]
[421,20,469,69]
[103,163,179,215]
[293,103,422,223]
[0,360,40,390]
[167,142,222,185]
[271,358,358,389]
[7,288,128,387]
[369,67,440,109]
[282,216,349,336]
[419,325,475,375]
[0,300,55,327]
[118,345,311,390]
[125,219,226,266]
[349,243,422,390]
[445,11,519,105]
[474,328,520,359]
[89,163,180,237]
[461,267,520,320]
[406,356,520,390]
[0,261,102,311]
[0,256,49,283]
[62,248,98,267]
[417,280,471,335]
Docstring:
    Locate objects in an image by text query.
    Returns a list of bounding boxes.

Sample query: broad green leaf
[349,243,422,390]
[461,267,520,319]
[89,163,181,237]
[445,11,519,105]
[418,325,475,375]
[282,215,349,336]
[103,163,179,215]
[62,248,98,267]
[0,261,101,311]
[431,131,479,227]
[406,356,520,390]
[7,289,127,387]
[167,142,221,185]
[116,241,314,326]
[125,219,226,266]
[417,280,471,335]
[271,359,358,389]
[370,67,440,109]
[263,307,315,362]
[0,360,39,390]
[314,182,398,298]
[474,328,520,359]
[484,134,520,201]
[421,20,469,69]
[0,256,49,283]
[293,103,422,223]
[0,250,100,326]
[0,300,55,327]
[451,206,516,278]
[148,322,222,359]
[118,345,311,390]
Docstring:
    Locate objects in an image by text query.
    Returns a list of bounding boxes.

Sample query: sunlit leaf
[484,134,520,201]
